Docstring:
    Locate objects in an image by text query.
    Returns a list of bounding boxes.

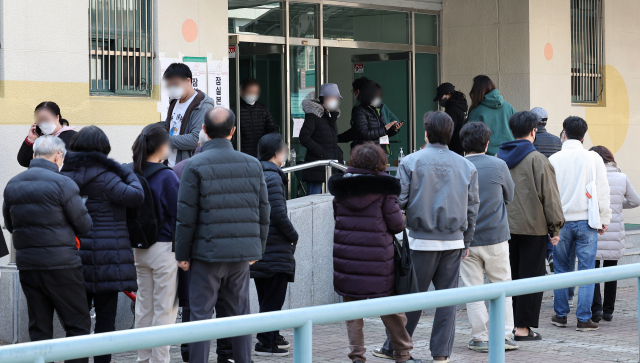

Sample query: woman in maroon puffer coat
[328,142,419,363]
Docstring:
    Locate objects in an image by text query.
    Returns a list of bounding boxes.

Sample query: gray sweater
[466,154,514,247]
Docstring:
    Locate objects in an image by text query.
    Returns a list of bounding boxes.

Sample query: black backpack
[126,163,171,249]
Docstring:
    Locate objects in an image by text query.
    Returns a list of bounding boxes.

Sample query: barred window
[89,0,153,95]
[571,0,603,104]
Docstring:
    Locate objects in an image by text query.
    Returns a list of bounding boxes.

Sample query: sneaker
[274,335,291,349]
[505,337,519,350]
[576,319,599,331]
[467,339,488,353]
[217,359,233,363]
[551,314,567,327]
[254,342,289,356]
[603,313,613,322]
[568,299,574,307]
[372,348,394,360]
[592,310,603,323]
[548,254,554,272]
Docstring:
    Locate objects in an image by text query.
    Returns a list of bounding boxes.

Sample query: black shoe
[181,343,189,362]
[255,342,289,357]
[592,310,603,323]
[274,334,291,349]
[551,314,567,327]
[548,254,554,272]
[603,313,613,322]
[217,359,233,363]
[576,319,599,331]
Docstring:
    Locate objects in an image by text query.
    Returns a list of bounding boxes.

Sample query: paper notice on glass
[293,118,305,138]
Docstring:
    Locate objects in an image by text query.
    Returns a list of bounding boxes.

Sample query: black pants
[592,260,618,315]
[86,291,118,363]
[19,267,91,363]
[254,274,289,346]
[509,234,547,328]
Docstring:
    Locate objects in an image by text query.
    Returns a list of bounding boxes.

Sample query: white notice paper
[208,60,230,109]
[379,135,390,144]
[293,118,305,138]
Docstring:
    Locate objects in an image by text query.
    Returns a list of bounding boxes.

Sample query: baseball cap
[433,82,456,101]
[530,107,549,125]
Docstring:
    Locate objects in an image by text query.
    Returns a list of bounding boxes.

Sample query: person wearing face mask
[299,83,345,195]
[239,78,277,158]
[350,80,402,151]
[17,101,77,168]
[250,133,299,356]
[3,136,93,363]
[162,63,215,168]
[434,83,468,156]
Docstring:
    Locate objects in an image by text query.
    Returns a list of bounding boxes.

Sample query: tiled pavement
[88,286,640,362]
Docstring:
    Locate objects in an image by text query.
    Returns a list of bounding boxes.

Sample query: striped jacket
[533,126,562,158]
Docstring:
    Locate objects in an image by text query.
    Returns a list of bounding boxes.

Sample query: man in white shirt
[549,116,612,332]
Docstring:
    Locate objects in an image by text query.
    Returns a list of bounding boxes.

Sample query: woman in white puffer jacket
[589,146,640,323]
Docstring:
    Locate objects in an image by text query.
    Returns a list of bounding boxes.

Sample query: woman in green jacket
[467,75,517,156]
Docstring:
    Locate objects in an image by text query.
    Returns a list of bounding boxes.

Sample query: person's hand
[385,121,398,131]
[27,123,39,143]
[249,260,258,265]
[178,261,190,271]
[550,236,560,246]
[395,121,404,130]
[598,225,609,235]
[462,249,469,259]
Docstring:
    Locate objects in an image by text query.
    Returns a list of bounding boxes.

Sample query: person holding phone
[17,101,77,168]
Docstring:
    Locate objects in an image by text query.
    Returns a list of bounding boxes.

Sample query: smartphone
[35,125,43,136]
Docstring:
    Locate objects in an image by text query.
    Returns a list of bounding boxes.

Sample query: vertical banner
[208,60,230,109]
[183,62,208,94]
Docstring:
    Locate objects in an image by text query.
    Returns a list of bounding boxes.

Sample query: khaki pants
[134,242,179,363]
[460,241,514,342]
[343,296,412,362]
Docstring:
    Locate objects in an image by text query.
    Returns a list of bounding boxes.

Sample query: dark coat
[174,138,270,263]
[350,104,399,149]
[299,99,344,182]
[444,91,468,156]
[3,158,93,270]
[250,161,299,282]
[328,168,404,299]
[239,100,277,158]
[17,129,77,167]
[533,126,563,158]
[61,152,144,293]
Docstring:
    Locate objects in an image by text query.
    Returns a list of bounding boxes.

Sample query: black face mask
[438,98,448,108]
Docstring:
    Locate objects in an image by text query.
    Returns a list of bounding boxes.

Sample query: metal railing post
[324,165,332,194]
[488,293,506,362]
[293,320,312,363]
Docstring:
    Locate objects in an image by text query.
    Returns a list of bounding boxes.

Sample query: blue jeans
[306,182,323,195]
[553,220,598,322]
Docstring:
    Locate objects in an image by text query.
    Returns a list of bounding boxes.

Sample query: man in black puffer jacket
[239,78,277,158]
[434,83,468,155]
[3,136,92,362]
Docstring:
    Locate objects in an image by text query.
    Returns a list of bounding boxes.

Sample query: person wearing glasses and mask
[299,83,345,195]
[239,78,277,158]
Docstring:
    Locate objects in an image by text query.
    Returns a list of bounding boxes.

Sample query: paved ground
[98,286,640,363]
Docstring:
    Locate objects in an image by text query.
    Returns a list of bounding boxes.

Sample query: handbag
[393,229,419,295]
[586,153,602,229]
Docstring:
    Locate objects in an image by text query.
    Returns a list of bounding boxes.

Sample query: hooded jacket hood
[497,139,537,169]
[447,91,468,113]
[480,89,505,109]
[62,151,131,188]
[302,99,340,118]
[328,167,400,210]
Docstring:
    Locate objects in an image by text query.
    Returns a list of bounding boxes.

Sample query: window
[228,1,282,36]
[323,5,409,44]
[571,0,603,104]
[90,0,153,95]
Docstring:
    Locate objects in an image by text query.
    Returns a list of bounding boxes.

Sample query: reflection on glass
[289,3,317,38]
[228,1,282,36]
[323,5,409,44]
[415,13,438,46]
[415,53,439,149]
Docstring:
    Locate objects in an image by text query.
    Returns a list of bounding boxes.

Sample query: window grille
[571,0,603,104]
[89,0,153,95]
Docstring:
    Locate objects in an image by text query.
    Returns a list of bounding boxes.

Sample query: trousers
[87,291,119,363]
[592,259,618,315]
[509,234,547,328]
[255,273,289,346]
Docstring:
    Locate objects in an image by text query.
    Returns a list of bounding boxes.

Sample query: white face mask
[38,122,57,135]
[371,97,382,108]
[242,94,259,105]
[167,85,185,100]
[326,99,340,111]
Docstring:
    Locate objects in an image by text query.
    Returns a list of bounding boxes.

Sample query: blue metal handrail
[1,264,640,363]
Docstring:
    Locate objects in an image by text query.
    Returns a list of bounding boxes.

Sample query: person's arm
[352,107,386,141]
[105,168,145,208]
[169,103,213,152]
[382,195,405,234]
[502,161,515,205]
[264,107,277,134]
[594,156,612,225]
[537,160,565,237]
[383,105,400,137]
[60,180,93,236]
[174,163,200,262]
[623,176,640,209]
[268,175,298,243]
[258,168,271,253]
[463,169,480,248]
[298,115,325,158]
[2,201,13,234]
[397,162,411,210]
[337,127,356,143]
[161,176,180,237]
[17,141,34,167]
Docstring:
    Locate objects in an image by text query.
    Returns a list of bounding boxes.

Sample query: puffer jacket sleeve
[352,106,386,141]
[175,163,200,262]
[105,167,145,208]
[594,155,612,225]
[267,173,298,242]
[258,169,271,252]
[299,114,325,158]
[2,201,12,233]
[382,195,405,234]
[60,179,93,236]
[264,107,277,134]
[623,176,640,209]
[17,141,34,168]
[464,168,480,248]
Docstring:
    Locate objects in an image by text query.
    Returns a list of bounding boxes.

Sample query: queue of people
[1,68,635,363]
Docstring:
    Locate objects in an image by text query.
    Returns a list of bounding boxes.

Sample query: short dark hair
[357,80,382,106]
[508,111,538,139]
[563,116,588,140]
[163,63,192,81]
[424,111,454,145]
[240,77,261,91]
[257,133,286,162]
[459,122,492,154]
[70,125,112,155]
[205,108,236,139]
[590,145,616,164]
[350,142,387,172]
[352,77,369,93]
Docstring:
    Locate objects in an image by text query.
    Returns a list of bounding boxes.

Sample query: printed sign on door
[354,63,364,73]
[229,46,236,59]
